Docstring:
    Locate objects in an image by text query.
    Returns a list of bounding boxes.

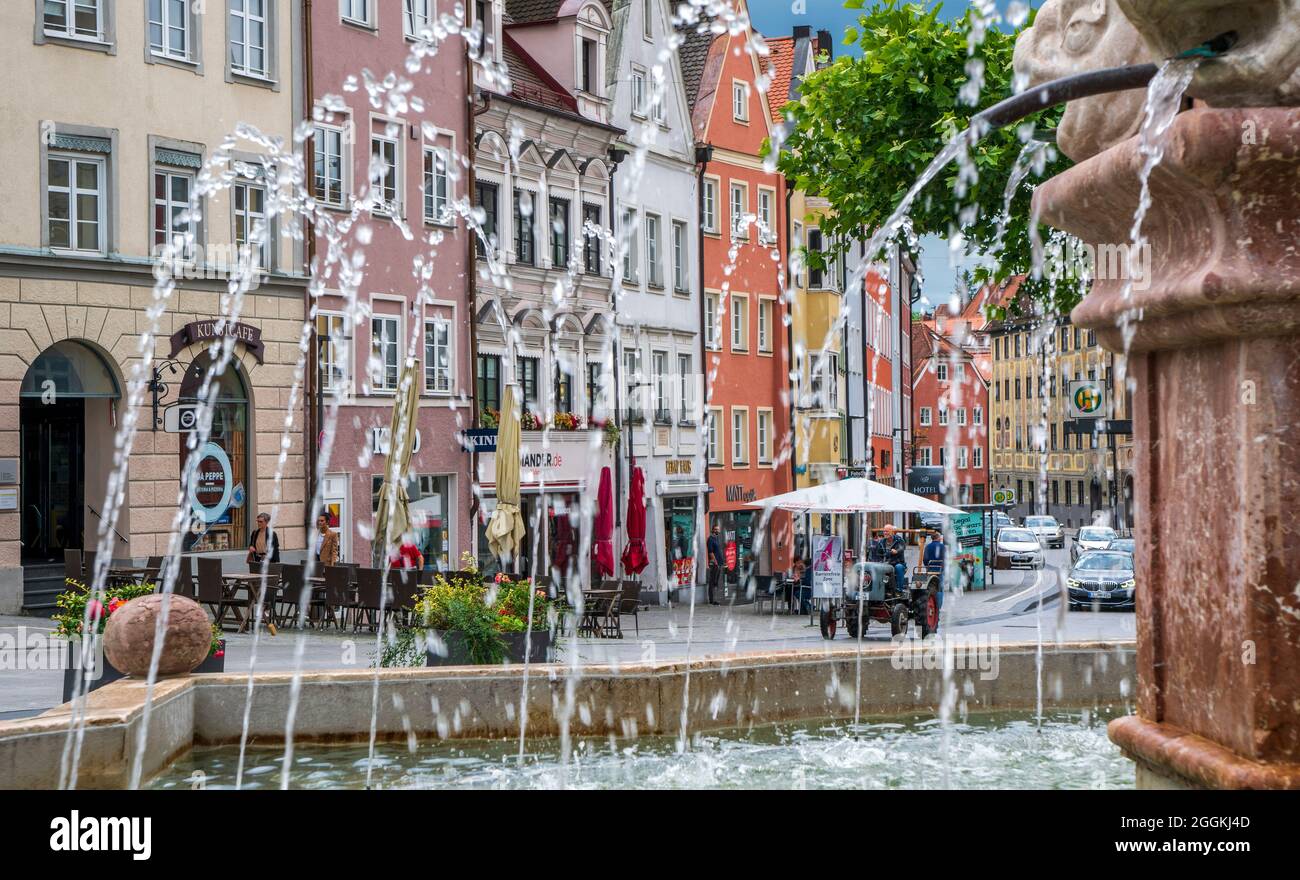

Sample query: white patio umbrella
[746,478,963,515]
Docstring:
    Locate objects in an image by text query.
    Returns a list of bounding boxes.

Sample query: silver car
[1072,525,1118,562]
[995,527,1045,570]
[1024,515,1064,549]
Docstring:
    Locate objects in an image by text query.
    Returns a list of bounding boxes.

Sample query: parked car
[992,511,1014,532]
[1066,550,1136,610]
[1024,515,1064,548]
[1072,525,1118,562]
[994,527,1045,570]
[1107,537,1135,556]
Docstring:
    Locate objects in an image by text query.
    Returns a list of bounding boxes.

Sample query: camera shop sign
[169,320,266,364]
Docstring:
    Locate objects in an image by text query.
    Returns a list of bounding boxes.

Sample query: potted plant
[53,579,154,702]
[193,623,226,674]
[377,564,556,667]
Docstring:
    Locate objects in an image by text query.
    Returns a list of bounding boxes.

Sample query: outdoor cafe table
[107,566,153,586]
[221,572,285,633]
[577,590,620,638]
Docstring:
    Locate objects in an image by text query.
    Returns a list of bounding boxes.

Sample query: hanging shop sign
[1067,379,1106,419]
[163,403,200,433]
[188,441,233,524]
[811,534,844,599]
[169,320,265,364]
[908,466,946,497]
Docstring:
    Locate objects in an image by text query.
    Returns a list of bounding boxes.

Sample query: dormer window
[581,38,597,93]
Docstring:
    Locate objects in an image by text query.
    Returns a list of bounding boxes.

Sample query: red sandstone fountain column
[1036,107,1300,789]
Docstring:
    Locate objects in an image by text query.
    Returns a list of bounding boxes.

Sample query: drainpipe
[694,144,712,592]
[784,181,795,500]
[303,0,317,537]
[468,83,491,558]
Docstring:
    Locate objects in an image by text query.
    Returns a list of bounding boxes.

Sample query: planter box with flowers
[377,561,557,668]
[54,579,226,703]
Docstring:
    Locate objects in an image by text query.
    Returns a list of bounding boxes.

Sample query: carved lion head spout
[1117,0,1300,107]
[1012,0,1155,162]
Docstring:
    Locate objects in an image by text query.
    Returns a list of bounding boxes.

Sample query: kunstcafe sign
[169,320,266,364]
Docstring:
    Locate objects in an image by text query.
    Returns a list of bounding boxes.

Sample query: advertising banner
[811,534,844,599]
[951,512,986,591]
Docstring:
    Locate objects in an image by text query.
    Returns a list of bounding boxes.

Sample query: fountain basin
[0,641,1135,789]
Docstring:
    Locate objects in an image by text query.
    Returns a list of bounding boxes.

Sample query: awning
[746,478,964,515]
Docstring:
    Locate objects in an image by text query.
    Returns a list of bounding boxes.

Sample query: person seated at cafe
[247,512,280,564]
[923,531,945,572]
[315,514,340,567]
[390,532,424,571]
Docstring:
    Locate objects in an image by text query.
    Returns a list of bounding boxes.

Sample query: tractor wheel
[889,603,907,636]
[819,608,838,640]
[919,585,940,638]
[846,612,865,639]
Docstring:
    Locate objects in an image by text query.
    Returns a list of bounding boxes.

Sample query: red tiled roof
[765,36,794,124]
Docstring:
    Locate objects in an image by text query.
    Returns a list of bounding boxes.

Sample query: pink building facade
[306,4,471,568]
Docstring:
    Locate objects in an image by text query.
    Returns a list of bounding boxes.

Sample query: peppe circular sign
[188,441,234,524]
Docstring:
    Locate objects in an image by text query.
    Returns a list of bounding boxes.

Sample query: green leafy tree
[771,0,1076,314]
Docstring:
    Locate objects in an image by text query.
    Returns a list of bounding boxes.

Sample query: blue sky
[747,1,1043,308]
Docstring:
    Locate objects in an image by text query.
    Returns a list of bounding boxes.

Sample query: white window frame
[729,181,748,239]
[704,292,720,350]
[730,293,748,352]
[707,407,723,466]
[732,79,749,122]
[957,407,967,426]
[232,180,270,269]
[423,145,450,224]
[644,213,662,288]
[677,353,694,424]
[973,446,983,469]
[808,352,838,412]
[370,313,400,393]
[958,446,969,470]
[757,186,775,244]
[936,362,948,381]
[314,124,347,208]
[918,446,932,467]
[621,206,638,283]
[317,312,351,395]
[341,0,373,27]
[43,0,105,42]
[671,219,688,293]
[938,407,949,426]
[47,151,106,255]
[919,407,932,427]
[631,67,648,118]
[230,0,270,78]
[404,0,433,38]
[652,350,670,423]
[148,0,191,61]
[423,316,453,394]
[153,167,196,259]
[642,0,653,40]
[757,298,773,354]
[731,407,749,466]
[702,176,719,234]
[757,408,773,465]
[370,133,400,217]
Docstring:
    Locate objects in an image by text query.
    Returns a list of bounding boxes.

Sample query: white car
[1072,525,1119,562]
[994,527,1046,570]
[1024,515,1064,548]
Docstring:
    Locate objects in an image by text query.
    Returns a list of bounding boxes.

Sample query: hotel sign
[169,320,266,364]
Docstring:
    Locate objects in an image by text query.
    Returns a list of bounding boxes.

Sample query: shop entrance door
[20,398,84,563]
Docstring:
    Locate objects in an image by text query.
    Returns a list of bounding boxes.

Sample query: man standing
[247,512,280,565]
[706,525,725,605]
[315,514,340,567]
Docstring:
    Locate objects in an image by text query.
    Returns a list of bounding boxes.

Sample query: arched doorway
[20,341,120,562]
[179,355,251,553]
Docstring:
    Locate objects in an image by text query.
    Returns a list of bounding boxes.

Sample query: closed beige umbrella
[373,357,421,567]
[485,384,525,561]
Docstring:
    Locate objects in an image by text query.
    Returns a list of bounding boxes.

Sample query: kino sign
[1067,379,1106,419]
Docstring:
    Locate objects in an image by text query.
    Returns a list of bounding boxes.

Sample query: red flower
[86,599,105,621]
[214,650,224,658]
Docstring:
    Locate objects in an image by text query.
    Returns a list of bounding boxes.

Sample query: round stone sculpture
[103,594,212,677]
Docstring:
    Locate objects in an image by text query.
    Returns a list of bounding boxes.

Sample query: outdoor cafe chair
[197,557,246,630]
[278,564,307,628]
[387,569,420,627]
[318,566,356,630]
[752,574,779,615]
[82,551,97,583]
[353,568,390,632]
[143,555,164,585]
[617,580,642,639]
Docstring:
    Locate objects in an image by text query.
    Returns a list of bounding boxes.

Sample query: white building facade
[606,0,703,602]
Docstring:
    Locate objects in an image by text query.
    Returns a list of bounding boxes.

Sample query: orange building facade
[683,11,793,594]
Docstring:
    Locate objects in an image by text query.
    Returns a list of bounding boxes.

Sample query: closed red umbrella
[592,466,615,577]
[621,466,649,574]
